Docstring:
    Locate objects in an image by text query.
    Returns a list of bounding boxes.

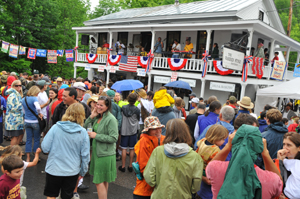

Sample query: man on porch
[154,37,164,57]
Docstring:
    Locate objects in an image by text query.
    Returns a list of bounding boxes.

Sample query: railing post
[268,39,275,80]
[285,46,291,81]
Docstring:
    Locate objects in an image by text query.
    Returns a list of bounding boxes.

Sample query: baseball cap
[57,77,63,82]
[107,90,116,97]
[189,93,196,97]
[42,77,51,85]
[189,97,199,104]
[229,96,237,103]
[72,82,86,91]
[37,80,46,86]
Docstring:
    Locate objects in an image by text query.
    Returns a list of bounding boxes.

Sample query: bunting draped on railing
[167,58,187,71]
[202,50,211,78]
[107,48,121,66]
[145,50,154,74]
[242,56,253,82]
[213,61,234,76]
[252,57,265,79]
[86,53,97,64]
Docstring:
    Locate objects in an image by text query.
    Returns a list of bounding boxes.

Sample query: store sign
[171,72,178,82]
[85,64,91,70]
[178,78,196,87]
[154,76,170,84]
[270,61,286,81]
[137,69,146,77]
[210,81,235,92]
[98,65,105,72]
[222,47,244,71]
[110,66,116,73]
[293,63,300,77]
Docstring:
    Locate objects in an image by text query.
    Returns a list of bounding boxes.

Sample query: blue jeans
[0,122,3,144]
[25,122,41,153]
[172,54,179,58]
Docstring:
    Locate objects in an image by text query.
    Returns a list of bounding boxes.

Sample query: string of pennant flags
[0,40,75,63]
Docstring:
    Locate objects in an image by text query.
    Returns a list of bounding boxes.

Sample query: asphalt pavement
[0,139,137,199]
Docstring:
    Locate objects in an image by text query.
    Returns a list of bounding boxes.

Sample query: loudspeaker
[81,35,89,45]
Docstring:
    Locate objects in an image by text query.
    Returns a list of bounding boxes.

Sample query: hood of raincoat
[164,142,191,158]
[56,121,84,133]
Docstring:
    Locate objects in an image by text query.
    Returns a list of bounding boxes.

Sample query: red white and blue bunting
[86,53,97,64]
[167,58,187,71]
[213,61,234,76]
[252,57,265,79]
[107,48,121,66]
[138,56,153,68]
[242,56,253,82]
[202,50,211,78]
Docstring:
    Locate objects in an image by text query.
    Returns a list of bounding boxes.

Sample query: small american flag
[119,56,138,72]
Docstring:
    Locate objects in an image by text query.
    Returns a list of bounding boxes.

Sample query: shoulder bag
[25,97,46,131]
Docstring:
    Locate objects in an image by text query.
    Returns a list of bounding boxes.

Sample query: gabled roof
[85,0,258,25]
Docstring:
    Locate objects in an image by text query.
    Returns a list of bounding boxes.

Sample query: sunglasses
[14,85,22,87]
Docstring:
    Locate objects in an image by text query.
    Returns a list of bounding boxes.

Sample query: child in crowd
[282,118,289,126]
[288,117,299,132]
[153,87,174,109]
[196,124,229,199]
[0,145,41,198]
[0,155,24,198]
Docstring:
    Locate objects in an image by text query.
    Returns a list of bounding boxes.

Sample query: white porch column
[109,31,113,48]
[147,74,152,92]
[268,39,276,80]
[73,66,77,78]
[246,29,253,56]
[205,30,212,52]
[240,83,247,100]
[297,51,300,63]
[76,32,79,47]
[200,79,206,98]
[151,30,156,52]
[106,69,110,88]
[88,68,94,80]
[285,47,291,81]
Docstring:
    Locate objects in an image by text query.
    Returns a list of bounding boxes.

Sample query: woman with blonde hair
[42,103,90,199]
[22,86,43,162]
[5,80,24,146]
[144,118,203,199]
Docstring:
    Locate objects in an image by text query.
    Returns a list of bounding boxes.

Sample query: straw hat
[87,95,99,107]
[237,96,254,109]
[142,116,165,132]
[137,89,147,99]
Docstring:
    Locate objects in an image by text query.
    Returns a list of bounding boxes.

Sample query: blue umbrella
[164,80,192,91]
[111,79,144,91]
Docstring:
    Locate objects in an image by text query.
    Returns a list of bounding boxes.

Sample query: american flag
[252,57,264,79]
[119,56,138,72]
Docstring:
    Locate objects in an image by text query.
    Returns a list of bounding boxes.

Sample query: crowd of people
[0,70,300,199]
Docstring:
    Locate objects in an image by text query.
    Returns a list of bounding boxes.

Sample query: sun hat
[237,96,254,109]
[189,93,196,97]
[1,75,8,83]
[142,116,165,132]
[107,90,116,97]
[57,77,63,82]
[87,95,99,107]
[137,89,147,99]
[189,97,199,104]
[72,82,86,91]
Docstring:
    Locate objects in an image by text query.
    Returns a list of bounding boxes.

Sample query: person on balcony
[253,43,265,58]
[171,39,181,58]
[211,43,219,60]
[154,37,164,57]
[140,47,147,56]
[115,40,125,55]
[102,40,109,48]
[271,52,279,64]
[183,39,194,58]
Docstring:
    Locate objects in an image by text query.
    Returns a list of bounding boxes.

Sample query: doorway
[141,32,152,52]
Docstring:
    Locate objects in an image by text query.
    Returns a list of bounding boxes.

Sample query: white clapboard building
[72,0,300,106]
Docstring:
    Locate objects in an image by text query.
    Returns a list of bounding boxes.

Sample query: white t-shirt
[172,43,181,55]
[283,159,300,199]
[20,161,29,186]
[118,43,126,54]
[38,91,48,119]
[137,98,154,125]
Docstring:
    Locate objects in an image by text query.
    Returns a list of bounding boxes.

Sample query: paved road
[0,140,137,199]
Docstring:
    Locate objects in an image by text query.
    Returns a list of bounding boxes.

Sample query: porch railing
[77,53,295,80]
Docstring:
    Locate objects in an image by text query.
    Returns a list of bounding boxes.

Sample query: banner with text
[293,63,300,77]
[270,60,286,81]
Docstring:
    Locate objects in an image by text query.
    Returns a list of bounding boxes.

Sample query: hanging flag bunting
[19,46,26,55]
[242,56,253,82]
[47,50,57,64]
[36,49,47,57]
[167,58,187,71]
[213,61,234,76]
[86,53,97,64]
[9,44,19,58]
[119,55,138,72]
[74,46,79,62]
[202,50,211,78]
[107,54,121,66]
[1,41,9,53]
[252,57,265,79]
[65,49,74,62]
[57,50,64,57]
[138,56,150,68]
[145,50,154,74]
[27,48,37,59]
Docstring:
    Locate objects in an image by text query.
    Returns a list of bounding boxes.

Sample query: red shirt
[0,174,21,199]
[102,43,109,48]
[228,104,236,109]
[272,56,279,62]
[288,123,298,132]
